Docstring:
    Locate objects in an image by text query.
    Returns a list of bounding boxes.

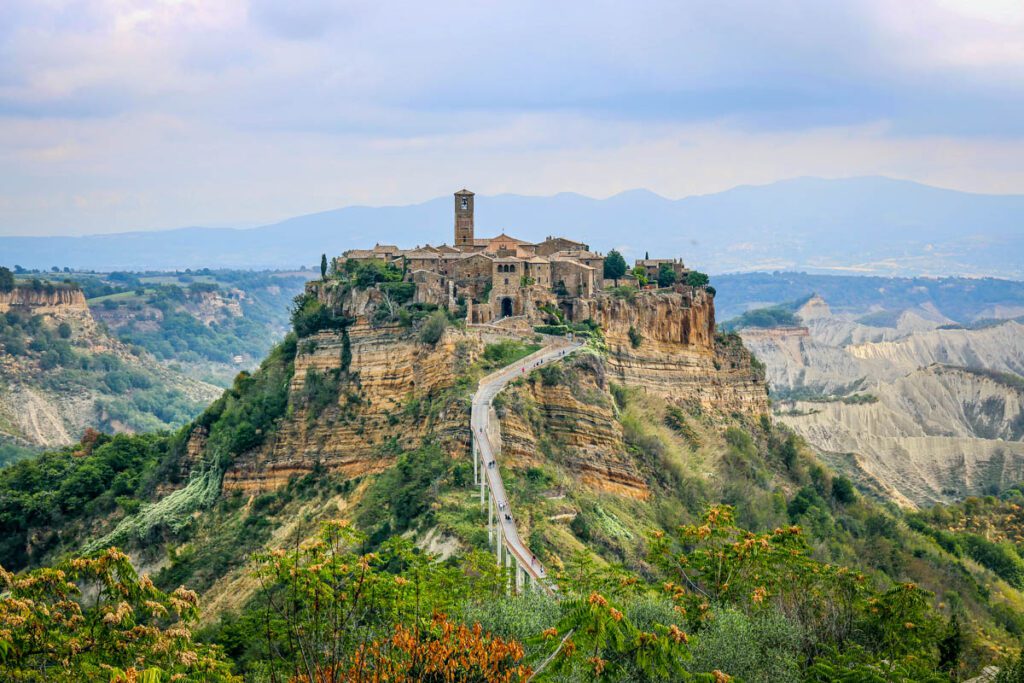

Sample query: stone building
[338,189,660,324]
[635,257,689,282]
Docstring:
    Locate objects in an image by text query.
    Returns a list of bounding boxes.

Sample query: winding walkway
[471,337,584,593]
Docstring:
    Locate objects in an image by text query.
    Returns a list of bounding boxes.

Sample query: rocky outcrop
[0,286,89,316]
[594,289,768,415]
[224,322,477,493]
[796,295,832,322]
[223,281,769,495]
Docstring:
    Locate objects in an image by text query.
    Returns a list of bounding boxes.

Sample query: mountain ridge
[3,175,1024,276]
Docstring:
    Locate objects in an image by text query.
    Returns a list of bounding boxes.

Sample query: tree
[685,271,710,288]
[248,521,528,682]
[657,263,677,288]
[603,250,627,283]
[320,253,328,280]
[0,267,14,292]
[0,548,238,681]
[419,310,449,345]
[631,265,648,286]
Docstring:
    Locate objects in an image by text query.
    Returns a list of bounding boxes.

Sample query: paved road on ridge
[471,338,584,590]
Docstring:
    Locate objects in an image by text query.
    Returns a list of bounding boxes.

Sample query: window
[461,197,468,210]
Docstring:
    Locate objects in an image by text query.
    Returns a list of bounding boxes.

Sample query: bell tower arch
[454,189,474,247]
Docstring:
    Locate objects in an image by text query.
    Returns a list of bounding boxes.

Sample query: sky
[2,0,1024,236]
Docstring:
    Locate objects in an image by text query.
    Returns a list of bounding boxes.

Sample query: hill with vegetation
[2,265,1024,680]
[0,270,222,464]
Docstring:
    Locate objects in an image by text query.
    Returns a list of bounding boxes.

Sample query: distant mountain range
[2,176,1023,277]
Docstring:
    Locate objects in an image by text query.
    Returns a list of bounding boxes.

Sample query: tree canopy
[0,267,14,292]
[603,250,627,281]
[657,263,677,288]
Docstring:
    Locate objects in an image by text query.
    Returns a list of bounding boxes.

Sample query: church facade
[338,189,610,324]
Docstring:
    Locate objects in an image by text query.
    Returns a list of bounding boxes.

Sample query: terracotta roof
[488,232,532,244]
[551,257,595,270]
[552,249,602,259]
[540,236,587,246]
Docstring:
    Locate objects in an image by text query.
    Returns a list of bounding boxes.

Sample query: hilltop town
[337,189,699,325]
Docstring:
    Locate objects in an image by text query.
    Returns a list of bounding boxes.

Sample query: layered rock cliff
[223,322,477,493]
[594,289,768,415]
[0,285,90,316]
[498,354,649,499]
[222,282,769,498]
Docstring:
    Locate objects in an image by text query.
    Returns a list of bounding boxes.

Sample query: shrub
[832,475,857,504]
[657,263,677,287]
[689,607,802,683]
[628,325,642,348]
[379,280,415,305]
[685,271,710,288]
[290,292,347,337]
[418,310,448,345]
[534,324,568,336]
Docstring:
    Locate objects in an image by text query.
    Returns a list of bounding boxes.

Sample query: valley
[0,268,310,462]
[737,293,1024,507]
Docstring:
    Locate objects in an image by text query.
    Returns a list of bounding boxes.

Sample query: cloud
[0,0,1023,234]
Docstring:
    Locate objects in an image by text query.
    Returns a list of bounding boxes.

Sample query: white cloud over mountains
[1,0,1023,235]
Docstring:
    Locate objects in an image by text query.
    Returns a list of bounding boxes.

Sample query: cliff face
[224,280,484,493]
[223,282,768,497]
[224,321,476,494]
[594,290,768,415]
[0,286,90,317]
[499,355,649,499]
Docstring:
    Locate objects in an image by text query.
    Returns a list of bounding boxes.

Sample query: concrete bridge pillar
[496,524,503,564]
[488,491,494,545]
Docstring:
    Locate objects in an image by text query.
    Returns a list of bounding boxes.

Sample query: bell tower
[454,189,474,247]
